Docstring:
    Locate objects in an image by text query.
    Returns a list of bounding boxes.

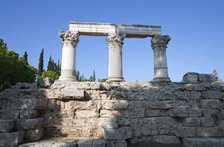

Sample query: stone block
[0,119,15,133]
[16,118,43,130]
[201,99,221,109]
[141,124,171,136]
[151,135,181,144]
[183,72,199,83]
[100,110,121,117]
[61,126,102,138]
[100,118,118,128]
[0,109,19,119]
[0,131,24,146]
[174,91,201,100]
[172,127,195,137]
[201,109,219,117]
[92,139,105,147]
[183,117,201,127]
[51,88,85,100]
[65,100,97,111]
[104,127,132,139]
[168,109,188,117]
[183,137,224,147]
[19,109,40,119]
[37,77,54,88]
[24,128,43,142]
[195,127,224,137]
[202,90,224,99]
[201,117,214,127]
[10,99,47,110]
[145,109,167,117]
[75,110,99,118]
[101,100,128,110]
[106,140,127,147]
[146,100,175,109]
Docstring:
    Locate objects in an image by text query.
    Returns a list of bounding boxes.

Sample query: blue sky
[0,0,224,82]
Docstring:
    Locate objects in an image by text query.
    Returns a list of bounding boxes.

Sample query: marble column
[151,35,171,82]
[59,31,79,81]
[107,33,126,82]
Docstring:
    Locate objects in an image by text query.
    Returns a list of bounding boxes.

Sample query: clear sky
[0,0,224,82]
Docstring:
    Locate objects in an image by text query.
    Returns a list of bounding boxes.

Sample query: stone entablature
[69,22,161,37]
[59,22,171,82]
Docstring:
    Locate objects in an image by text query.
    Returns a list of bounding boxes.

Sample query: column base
[152,77,171,86]
[59,76,77,81]
[107,77,124,82]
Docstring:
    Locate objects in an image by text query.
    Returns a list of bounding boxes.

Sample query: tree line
[0,38,107,91]
[0,39,36,90]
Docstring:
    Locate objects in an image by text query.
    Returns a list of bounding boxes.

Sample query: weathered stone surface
[145,109,167,117]
[24,128,43,142]
[100,118,118,128]
[201,99,221,109]
[0,119,15,133]
[202,90,224,99]
[100,110,121,117]
[183,117,201,127]
[19,109,40,119]
[183,72,199,83]
[77,139,105,147]
[19,138,77,147]
[75,110,99,118]
[172,127,195,137]
[195,127,224,137]
[104,127,132,139]
[0,131,24,146]
[183,137,224,147]
[0,109,20,119]
[106,140,127,147]
[146,100,175,109]
[101,100,128,110]
[152,135,181,144]
[37,77,54,88]
[7,99,47,110]
[201,117,214,127]
[16,118,43,130]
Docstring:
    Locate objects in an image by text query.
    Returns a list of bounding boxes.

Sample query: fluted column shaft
[59,31,79,81]
[107,33,126,82]
[151,35,171,82]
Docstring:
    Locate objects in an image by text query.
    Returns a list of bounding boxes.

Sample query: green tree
[21,51,28,65]
[38,48,44,76]
[41,70,59,80]
[47,56,53,71]
[0,38,37,90]
[93,70,96,82]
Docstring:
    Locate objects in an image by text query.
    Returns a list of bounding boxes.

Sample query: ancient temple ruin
[1,22,224,147]
[59,22,171,82]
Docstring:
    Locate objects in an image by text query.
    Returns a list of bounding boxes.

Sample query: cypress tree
[47,56,53,71]
[22,51,28,65]
[93,70,96,82]
[38,48,44,76]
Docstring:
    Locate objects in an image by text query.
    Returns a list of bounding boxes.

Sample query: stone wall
[0,81,224,146]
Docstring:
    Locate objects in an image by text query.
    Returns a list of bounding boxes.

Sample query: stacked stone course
[0,81,224,146]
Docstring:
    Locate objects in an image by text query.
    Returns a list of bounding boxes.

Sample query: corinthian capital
[59,31,79,48]
[151,35,171,49]
[107,33,126,46]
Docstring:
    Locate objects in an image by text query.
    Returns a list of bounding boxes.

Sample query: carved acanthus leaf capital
[59,31,79,47]
[107,33,126,46]
[151,35,171,49]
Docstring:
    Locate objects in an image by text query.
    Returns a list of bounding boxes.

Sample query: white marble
[107,33,126,82]
[151,35,171,82]
[59,31,79,81]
